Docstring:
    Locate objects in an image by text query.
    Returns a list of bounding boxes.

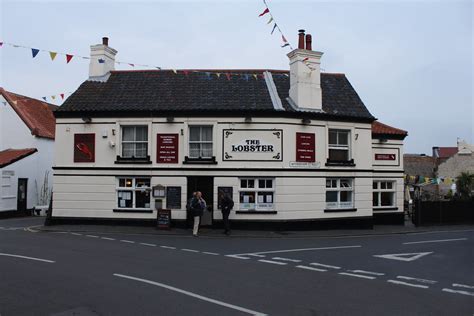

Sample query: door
[187,176,214,226]
[17,178,28,212]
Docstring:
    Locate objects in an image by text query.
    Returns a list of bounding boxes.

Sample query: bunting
[405,174,458,185]
[31,48,40,58]
[66,54,74,63]
[49,51,57,61]
[258,0,293,50]
[258,8,270,17]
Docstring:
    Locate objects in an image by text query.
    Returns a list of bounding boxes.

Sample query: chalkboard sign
[157,209,171,230]
[166,186,182,209]
[217,187,233,209]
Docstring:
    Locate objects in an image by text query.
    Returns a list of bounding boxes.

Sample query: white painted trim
[263,71,284,111]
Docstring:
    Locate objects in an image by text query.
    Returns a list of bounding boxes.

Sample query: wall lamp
[81,117,92,123]
[166,117,175,123]
[244,117,252,123]
[302,118,311,125]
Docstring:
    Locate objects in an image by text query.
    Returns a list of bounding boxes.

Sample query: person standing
[191,191,206,237]
[219,192,234,235]
[186,192,196,229]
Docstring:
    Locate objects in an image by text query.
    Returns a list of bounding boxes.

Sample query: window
[1,176,14,197]
[239,178,274,211]
[117,178,151,209]
[325,178,353,209]
[121,126,148,158]
[189,126,213,158]
[328,129,350,161]
[373,181,396,208]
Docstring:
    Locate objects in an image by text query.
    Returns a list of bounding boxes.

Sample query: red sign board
[157,134,179,163]
[375,153,396,161]
[296,132,315,162]
[74,133,95,163]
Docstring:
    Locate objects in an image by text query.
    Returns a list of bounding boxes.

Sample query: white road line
[310,263,341,270]
[271,257,302,263]
[347,270,384,276]
[246,254,266,258]
[182,249,199,253]
[231,245,361,256]
[160,246,176,250]
[258,259,288,265]
[442,288,474,297]
[396,276,437,284]
[202,252,219,256]
[113,273,267,316]
[101,237,116,241]
[120,240,135,244]
[0,252,55,263]
[339,272,376,280]
[453,283,474,290]
[70,232,82,236]
[387,280,429,289]
[139,243,156,247]
[225,255,250,260]
[296,265,327,272]
[86,235,99,238]
[403,238,467,245]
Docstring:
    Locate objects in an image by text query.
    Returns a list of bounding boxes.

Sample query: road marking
[387,280,429,289]
[139,243,156,247]
[374,252,433,262]
[202,252,219,256]
[452,283,474,290]
[246,254,266,258]
[86,235,99,238]
[160,246,176,250]
[182,249,199,253]
[272,257,302,263]
[113,273,267,315]
[339,272,376,280]
[70,232,82,236]
[225,255,251,260]
[310,263,341,270]
[101,237,116,241]
[231,245,361,256]
[120,240,135,244]
[442,288,474,297]
[258,259,288,265]
[296,265,327,272]
[347,270,384,276]
[403,238,467,245]
[396,276,437,284]
[0,252,55,263]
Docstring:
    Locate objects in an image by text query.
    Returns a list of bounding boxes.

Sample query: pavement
[1,216,473,316]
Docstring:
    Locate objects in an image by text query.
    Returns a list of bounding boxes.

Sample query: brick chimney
[88,37,117,82]
[287,30,323,111]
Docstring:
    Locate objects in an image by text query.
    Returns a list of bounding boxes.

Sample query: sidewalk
[33,220,474,238]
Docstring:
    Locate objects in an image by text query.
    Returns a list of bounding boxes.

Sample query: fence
[412,200,474,226]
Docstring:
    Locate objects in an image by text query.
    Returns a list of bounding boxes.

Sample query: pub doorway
[187,176,214,226]
[17,178,28,213]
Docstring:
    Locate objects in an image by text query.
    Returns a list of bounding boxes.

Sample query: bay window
[239,178,274,211]
[116,178,151,210]
[325,178,354,210]
[373,180,396,208]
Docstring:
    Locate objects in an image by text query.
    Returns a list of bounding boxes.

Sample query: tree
[455,172,474,200]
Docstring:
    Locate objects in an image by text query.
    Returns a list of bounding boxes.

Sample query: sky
[0,0,472,154]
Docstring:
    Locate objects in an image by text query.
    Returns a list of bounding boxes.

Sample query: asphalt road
[1,217,473,316]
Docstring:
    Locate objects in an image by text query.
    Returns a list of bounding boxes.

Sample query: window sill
[325,159,355,167]
[373,207,398,211]
[324,208,357,213]
[236,210,277,214]
[183,156,217,164]
[1,196,15,199]
[113,208,153,213]
[115,155,151,164]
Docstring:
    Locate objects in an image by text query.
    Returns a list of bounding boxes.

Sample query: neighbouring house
[51,32,408,227]
[0,88,56,216]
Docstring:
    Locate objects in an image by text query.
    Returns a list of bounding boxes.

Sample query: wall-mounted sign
[296,132,315,162]
[153,185,166,198]
[166,186,181,209]
[222,129,283,161]
[373,147,400,167]
[157,134,179,163]
[289,161,321,168]
[375,153,396,160]
[74,133,95,163]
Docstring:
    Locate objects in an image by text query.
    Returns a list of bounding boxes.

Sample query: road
[1,217,473,316]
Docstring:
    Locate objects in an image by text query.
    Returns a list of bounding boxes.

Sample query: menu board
[217,187,233,209]
[296,132,315,162]
[166,186,181,209]
[157,209,171,230]
[157,134,179,163]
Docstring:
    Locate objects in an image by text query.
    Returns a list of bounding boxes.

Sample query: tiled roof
[403,155,436,177]
[56,70,375,121]
[0,148,37,168]
[372,121,408,139]
[0,88,57,139]
[436,147,458,159]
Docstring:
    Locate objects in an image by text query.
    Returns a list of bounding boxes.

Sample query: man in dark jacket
[219,193,234,235]
[191,191,206,237]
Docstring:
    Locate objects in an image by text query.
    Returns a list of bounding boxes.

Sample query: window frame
[373,180,396,209]
[325,178,354,210]
[1,175,15,198]
[238,178,275,211]
[327,129,351,162]
[120,125,149,159]
[188,125,213,159]
[116,177,152,210]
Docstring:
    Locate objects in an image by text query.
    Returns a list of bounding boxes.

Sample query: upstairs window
[121,126,148,158]
[328,129,350,161]
[189,126,213,158]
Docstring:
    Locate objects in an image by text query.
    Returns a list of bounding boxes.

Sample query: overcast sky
[1,0,472,154]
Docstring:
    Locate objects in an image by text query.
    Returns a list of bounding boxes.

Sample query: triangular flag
[49,52,57,61]
[258,8,270,17]
[2,101,7,106]
[0,42,3,47]
[66,54,74,63]
[98,58,105,64]
[271,23,277,35]
[267,17,273,24]
[225,73,231,81]
[253,74,258,80]
[216,73,221,78]
[205,72,211,79]
[42,97,47,101]
[155,67,161,70]
[129,63,135,67]
[243,74,249,81]
[282,35,287,43]
[281,43,290,48]
[183,70,189,77]
[51,95,56,100]
[60,94,64,100]
[31,48,40,58]
[172,69,177,74]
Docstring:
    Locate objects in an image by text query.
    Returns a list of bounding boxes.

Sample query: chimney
[287,30,323,111]
[88,36,117,82]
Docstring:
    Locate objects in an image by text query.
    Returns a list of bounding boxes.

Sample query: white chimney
[287,30,323,111]
[88,37,117,82]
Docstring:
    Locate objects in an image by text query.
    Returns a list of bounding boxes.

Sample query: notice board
[157,134,179,163]
[217,187,233,210]
[166,186,181,209]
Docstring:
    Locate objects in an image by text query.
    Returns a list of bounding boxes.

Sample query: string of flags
[40,91,73,103]
[404,174,457,185]
[258,0,293,50]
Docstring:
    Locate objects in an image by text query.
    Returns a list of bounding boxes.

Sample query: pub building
[51,31,408,227]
